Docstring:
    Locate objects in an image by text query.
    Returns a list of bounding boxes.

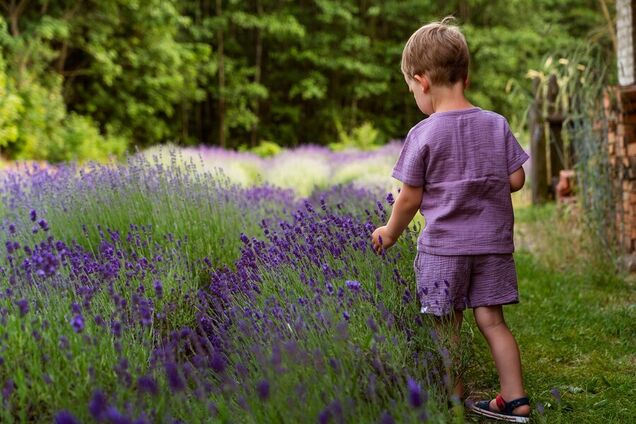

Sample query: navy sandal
[468,394,530,423]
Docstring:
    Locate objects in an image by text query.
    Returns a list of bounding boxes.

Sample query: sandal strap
[508,397,530,409]
[495,395,507,411]
[496,394,530,414]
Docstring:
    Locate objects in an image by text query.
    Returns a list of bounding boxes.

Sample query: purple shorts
[414,252,519,316]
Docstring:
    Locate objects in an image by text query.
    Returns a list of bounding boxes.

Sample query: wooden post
[530,77,550,204]
[546,74,565,194]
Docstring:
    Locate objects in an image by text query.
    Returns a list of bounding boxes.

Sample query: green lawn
[462,205,636,423]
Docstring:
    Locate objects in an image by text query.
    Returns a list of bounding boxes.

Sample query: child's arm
[509,166,525,192]
[372,183,423,253]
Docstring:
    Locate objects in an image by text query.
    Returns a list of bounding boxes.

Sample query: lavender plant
[1,152,460,423]
[141,142,404,196]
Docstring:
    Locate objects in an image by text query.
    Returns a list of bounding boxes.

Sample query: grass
[462,203,636,423]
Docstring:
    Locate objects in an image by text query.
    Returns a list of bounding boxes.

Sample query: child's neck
[430,82,474,113]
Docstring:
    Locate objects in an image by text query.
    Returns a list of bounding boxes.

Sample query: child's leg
[432,309,464,399]
[473,305,530,415]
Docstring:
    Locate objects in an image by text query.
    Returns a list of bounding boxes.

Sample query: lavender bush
[140,142,403,196]
[0,149,463,423]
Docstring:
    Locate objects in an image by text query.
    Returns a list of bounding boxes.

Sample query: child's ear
[413,74,430,93]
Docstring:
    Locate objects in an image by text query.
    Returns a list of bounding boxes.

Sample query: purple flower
[386,192,395,206]
[137,375,158,395]
[94,315,104,327]
[8,224,16,235]
[54,411,80,424]
[550,387,561,403]
[71,314,85,333]
[104,406,131,424]
[342,311,350,321]
[379,411,395,424]
[366,317,378,333]
[70,302,81,314]
[210,351,226,373]
[407,377,423,408]
[111,321,122,338]
[38,219,49,231]
[153,280,163,298]
[345,280,361,291]
[318,408,331,424]
[256,379,270,400]
[2,379,15,400]
[165,362,185,392]
[328,357,340,372]
[29,209,37,222]
[88,390,108,419]
[15,299,29,317]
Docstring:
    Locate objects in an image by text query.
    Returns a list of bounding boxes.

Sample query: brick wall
[608,85,636,253]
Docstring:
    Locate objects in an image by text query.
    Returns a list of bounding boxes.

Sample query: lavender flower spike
[71,314,85,333]
[54,411,80,424]
[345,280,361,291]
[407,377,424,408]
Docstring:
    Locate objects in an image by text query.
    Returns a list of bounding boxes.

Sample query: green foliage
[0,57,22,149]
[242,140,283,157]
[330,119,383,151]
[0,0,613,158]
[0,60,126,162]
[0,15,128,163]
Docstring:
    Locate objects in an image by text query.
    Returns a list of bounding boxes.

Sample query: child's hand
[371,226,397,254]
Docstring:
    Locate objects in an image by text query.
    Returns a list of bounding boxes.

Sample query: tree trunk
[250,0,263,147]
[216,0,226,148]
[8,0,30,37]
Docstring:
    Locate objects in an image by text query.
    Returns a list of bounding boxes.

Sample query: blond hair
[401,17,469,86]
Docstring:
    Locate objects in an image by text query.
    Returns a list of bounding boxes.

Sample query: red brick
[622,113,636,125]
[625,124,636,141]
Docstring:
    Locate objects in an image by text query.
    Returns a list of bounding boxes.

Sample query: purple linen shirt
[392,107,529,255]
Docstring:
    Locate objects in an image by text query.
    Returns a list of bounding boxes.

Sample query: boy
[371,18,531,423]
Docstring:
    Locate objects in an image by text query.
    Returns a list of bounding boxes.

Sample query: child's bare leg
[473,305,530,415]
[432,309,464,399]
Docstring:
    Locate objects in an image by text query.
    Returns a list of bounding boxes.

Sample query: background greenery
[0,0,615,162]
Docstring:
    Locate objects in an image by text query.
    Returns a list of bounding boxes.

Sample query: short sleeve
[505,123,529,174]
[392,130,426,186]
